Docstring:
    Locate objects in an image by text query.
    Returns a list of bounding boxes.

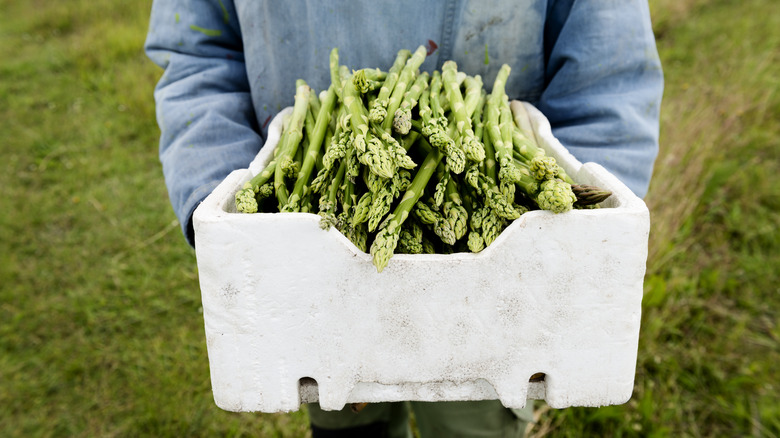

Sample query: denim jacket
[145,0,663,246]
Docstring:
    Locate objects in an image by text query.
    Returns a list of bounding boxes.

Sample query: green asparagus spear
[274,82,311,209]
[371,144,444,272]
[286,85,338,212]
[369,49,412,123]
[393,71,430,135]
[382,45,428,132]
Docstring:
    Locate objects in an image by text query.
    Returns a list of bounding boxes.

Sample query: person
[145,1,663,436]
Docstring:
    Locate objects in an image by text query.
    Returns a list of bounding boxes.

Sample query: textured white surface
[193,102,650,413]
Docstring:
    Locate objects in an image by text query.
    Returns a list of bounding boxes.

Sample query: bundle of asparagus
[235,47,611,272]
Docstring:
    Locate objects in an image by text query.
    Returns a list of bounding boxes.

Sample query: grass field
[1,0,778,436]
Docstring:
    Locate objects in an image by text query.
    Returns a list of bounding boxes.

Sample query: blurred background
[0,0,777,436]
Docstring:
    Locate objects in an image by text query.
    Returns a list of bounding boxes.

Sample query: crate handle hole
[298,377,319,403]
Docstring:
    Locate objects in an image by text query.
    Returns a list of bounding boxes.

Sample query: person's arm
[540,0,664,198]
[145,0,261,246]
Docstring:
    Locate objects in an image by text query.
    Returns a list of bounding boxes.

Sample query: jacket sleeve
[144,0,262,246]
[540,0,664,198]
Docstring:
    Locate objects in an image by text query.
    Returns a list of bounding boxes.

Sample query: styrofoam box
[192,101,649,413]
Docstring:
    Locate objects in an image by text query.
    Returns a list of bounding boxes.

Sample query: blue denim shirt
[145,0,663,246]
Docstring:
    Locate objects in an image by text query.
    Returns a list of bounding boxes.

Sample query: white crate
[192,102,649,413]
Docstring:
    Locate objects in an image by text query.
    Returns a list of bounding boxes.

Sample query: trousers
[307,400,533,438]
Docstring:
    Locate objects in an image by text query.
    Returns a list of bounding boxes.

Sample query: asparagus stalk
[352,68,387,94]
[482,109,498,183]
[481,208,504,247]
[410,190,458,247]
[571,184,612,206]
[497,100,524,183]
[274,82,311,209]
[441,61,484,163]
[536,179,577,213]
[366,177,395,232]
[433,161,450,208]
[235,159,276,213]
[466,203,488,252]
[443,177,468,241]
[467,230,485,252]
[397,220,424,254]
[370,120,416,171]
[485,64,523,186]
[351,190,373,226]
[471,88,486,144]
[369,49,412,123]
[463,75,484,119]
[420,72,465,174]
[307,88,321,124]
[416,81,437,138]
[392,71,430,135]
[240,47,600,262]
[371,145,444,272]
[312,107,349,196]
[382,45,428,132]
[330,48,343,100]
[342,71,395,179]
[319,158,347,229]
[286,85,338,212]
[428,71,448,128]
[511,168,576,214]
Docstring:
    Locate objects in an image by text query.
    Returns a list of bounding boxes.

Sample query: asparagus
[444,203,468,242]
[418,72,465,174]
[466,201,487,253]
[536,179,577,214]
[237,47,612,271]
[485,64,523,186]
[351,191,373,226]
[342,71,395,179]
[433,162,449,208]
[411,197,457,247]
[330,48,343,100]
[481,208,504,247]
[307,88,321,126]
[467,230,485,253]
[482,113,498,182]
[397,220,424,254]
[497,100,524,184]
[318,159,347,229]
[443,177,468,240]
[370,120,416,171]
[369,50,412,123]
[412,200,439,227]
[312,114,347,195]
[571,184,612,206]
[441,61,484,163]
[367,177,395,232]
[286,85,338,212]
[371,145,444,272]
[392,71,430,135]
[274,82,311,208]
[511,169,576,214]
[382,45,428,132]
[471,88,486,144]
[352,68,386,94]
[428,71,448,128]
[235,159,277,213]
[416,79,437,137]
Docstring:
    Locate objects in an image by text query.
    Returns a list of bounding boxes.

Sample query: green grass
[0,1,309,436]
[0,0,778,436]
[528,0,780,436]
